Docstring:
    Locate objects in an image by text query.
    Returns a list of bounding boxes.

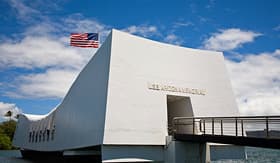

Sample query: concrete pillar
[205,143,211,163]
[165,140,210,163]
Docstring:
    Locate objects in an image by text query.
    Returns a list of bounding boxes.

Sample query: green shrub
[0,134,12,150]
[0,120,17,150]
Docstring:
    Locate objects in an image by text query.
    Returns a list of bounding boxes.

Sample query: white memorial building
[13,29,241,162]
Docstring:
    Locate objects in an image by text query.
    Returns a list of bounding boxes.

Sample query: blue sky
[0,0,280,120]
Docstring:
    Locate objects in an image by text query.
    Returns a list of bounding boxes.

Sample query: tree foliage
[0,120,17,150]
[0,134,12,150]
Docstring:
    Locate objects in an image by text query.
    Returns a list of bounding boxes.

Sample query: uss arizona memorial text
[148,82,206,95]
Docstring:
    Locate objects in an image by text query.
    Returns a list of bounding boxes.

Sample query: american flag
[70,33,99,48]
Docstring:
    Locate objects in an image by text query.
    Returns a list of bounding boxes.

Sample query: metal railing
[173,116,280,138]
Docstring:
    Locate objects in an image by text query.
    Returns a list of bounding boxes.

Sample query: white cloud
[204,28,262,51]
[123,25,159,37]
[0,13,109,70]
[273,25,280,31]
[164,34,183,45]
[205,0,216,9]
[23,22,58,36]
[226,49,280,115]
[0,15,107,99]
[0,14,166,100]
[0,36,97,99]
[0,36,94,70]
[7,0,62,23]
[0,102,22,121]
[273,49,280,56]
[8,0,40,21]
[63,15,111,41]
[6,68,80,99]
[123,24,186,45]
[173,21,193,28]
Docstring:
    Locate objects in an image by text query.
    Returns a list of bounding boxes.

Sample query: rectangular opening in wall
[167,95,194,135]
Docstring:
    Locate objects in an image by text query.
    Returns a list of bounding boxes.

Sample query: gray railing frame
[173,116,280,139]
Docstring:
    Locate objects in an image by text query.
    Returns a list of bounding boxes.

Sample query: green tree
[0,120,17,140]
[0,120,17,150]
[0,133,12,150]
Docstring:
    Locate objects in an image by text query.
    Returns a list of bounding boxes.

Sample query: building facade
[13,29,240,162]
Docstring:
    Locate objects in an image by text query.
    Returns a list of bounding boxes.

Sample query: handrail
[174,115,280,120]
[172,116,280,139]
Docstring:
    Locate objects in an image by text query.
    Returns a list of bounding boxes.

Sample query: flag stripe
[70,40,99,42]
[70,44,99,47]
[70,33,99,48]
[70,44,98,46]
[70,44,98,47]
[70,43,99,45]
[70,42,99,45]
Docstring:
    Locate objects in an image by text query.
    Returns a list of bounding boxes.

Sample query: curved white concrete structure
[13,29,239,162]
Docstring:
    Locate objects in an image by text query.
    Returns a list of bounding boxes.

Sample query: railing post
[193,118,195,135]
[235,118,238,136]
[241,119,244,137]
[199,120,202,132]
[212,118,214,135]
[220,119,223,136]
[172,116,278,142]
[266,117,269,138]
[203,120,206,135]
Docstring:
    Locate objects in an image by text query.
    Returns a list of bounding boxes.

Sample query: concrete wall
[13,33,113,151]
[210,145,247,160]
[103,29,239,145]
[167,96,194,134]
[13,116,30,148]
[165,141,209,163]
[102,145,164,162]
[13,29,240,153]
[167,96,194,125]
